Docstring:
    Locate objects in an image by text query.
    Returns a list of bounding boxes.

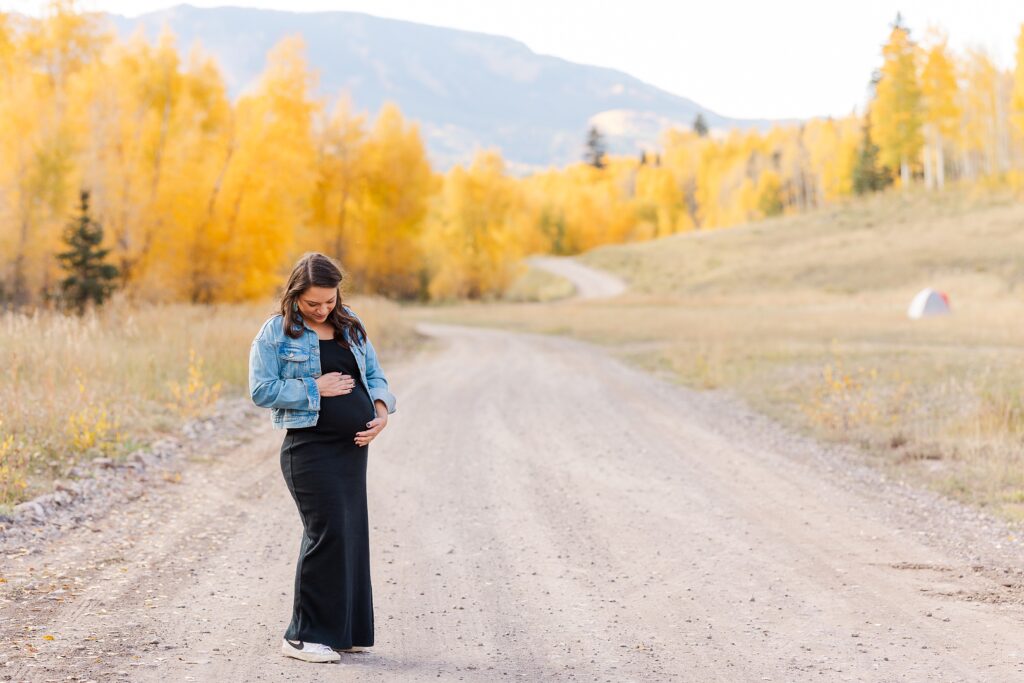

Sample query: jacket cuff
[369,387,397,415]
[302,376,321,411]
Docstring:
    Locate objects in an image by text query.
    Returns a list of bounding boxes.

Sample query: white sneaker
[281,638,341,663]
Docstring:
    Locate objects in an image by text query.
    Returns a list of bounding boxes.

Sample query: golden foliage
[4,5,1024,307]
[0,417,26,502]
[167,347,223,418]
[425,150,527,300]
[65,374,122,453]
[871,20,923,184]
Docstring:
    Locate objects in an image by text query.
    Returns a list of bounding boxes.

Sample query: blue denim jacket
[248,304,397,429]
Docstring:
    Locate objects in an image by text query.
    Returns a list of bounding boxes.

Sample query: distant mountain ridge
[106,4,782,172]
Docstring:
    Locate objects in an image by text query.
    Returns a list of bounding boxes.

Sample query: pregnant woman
[248,252,397,664]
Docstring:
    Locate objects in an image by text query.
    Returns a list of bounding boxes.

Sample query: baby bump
[314,383,376,437]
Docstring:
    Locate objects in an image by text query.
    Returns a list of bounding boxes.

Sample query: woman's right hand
[316,372,355,397]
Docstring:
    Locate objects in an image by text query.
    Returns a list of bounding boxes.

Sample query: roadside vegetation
[0,295,416,512]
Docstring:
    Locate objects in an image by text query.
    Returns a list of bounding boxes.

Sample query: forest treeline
[3,4,1024,306]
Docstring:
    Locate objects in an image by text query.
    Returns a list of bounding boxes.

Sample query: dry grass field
[408,187,1024,522]
[0,294,417,512]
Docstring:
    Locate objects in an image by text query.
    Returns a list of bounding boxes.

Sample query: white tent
[908,288,951,319]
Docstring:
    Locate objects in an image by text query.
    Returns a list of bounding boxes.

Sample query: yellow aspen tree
[530,164,584,252]
[1010,23,1024,183]
[0,11,26,301]
[2,1,108,305]
[801,118,836,202]
[695,140,726,228]
[75,31,233,302]
[920,34,960,190]
[733,131,767,222]
[695,129,778,228]
[424,149,525,300]
[520,169,574,254]
[777,125,817,211]
[959,48,1008,181]
[558,160,636,249]
[205,35,321,302]
[155,46,234,300]
[717,133,754,225]
[834,115,862,197]
[356,102,436,298]
[735,176,758,221]
[754,170,784,218]
[803,116,858,202]
[660,128,703,230]
[761,125,797,212]
[602,155,645,243]
[871,15,923,186]
[563,166,594,248]
[310,93,368,266]
[511,175,556,257]
[544,165,589,251]
[71,28,190,291]
[635,161,682,239]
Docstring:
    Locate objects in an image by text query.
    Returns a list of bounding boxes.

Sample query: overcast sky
[4,0,1023,119]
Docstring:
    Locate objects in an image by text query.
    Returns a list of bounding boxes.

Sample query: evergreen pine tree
[852,114,892,194]
[693,113,709,137]
[584,125,607,169]
[57,189,120,314]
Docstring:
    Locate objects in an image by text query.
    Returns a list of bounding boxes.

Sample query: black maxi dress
[280,337,378,649]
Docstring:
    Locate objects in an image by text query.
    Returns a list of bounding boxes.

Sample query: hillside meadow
[410,188,1024,522]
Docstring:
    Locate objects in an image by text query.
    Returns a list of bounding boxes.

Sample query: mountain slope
[106,4,779,172]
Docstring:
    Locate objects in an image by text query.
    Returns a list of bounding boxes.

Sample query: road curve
[525,255,628,299]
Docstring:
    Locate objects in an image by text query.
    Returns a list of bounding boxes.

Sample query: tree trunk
[923,145,934,190]
[334,184,350,264]
[936,140,945,190]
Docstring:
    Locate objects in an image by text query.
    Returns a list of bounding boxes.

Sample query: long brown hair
[278,252,366,348]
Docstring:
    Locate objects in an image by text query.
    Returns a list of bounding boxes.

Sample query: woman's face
[296,286,337,324]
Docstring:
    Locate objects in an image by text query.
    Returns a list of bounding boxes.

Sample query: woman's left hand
[355,414,387,447]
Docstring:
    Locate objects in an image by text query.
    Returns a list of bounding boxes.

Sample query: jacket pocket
[278,344,309,379]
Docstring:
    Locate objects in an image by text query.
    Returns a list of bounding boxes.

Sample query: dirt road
[4,319,1024,682]
[526,255,628,299]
